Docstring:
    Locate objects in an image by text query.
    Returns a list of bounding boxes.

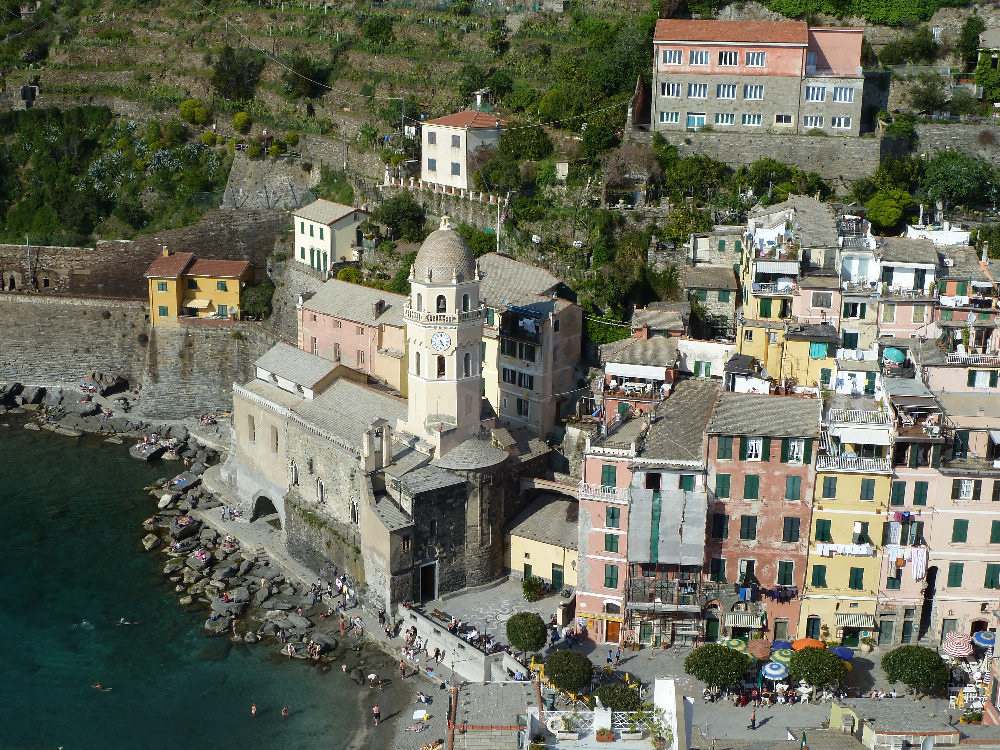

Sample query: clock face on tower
[431,332,452,351]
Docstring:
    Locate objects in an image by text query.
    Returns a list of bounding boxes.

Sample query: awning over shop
[836,426,892,446]
[755,260,799,275]
[606,363,669,380]
[836,612,875,629]
[989,430,1000,444]
[724,612,763,628]
[184,298,212,309]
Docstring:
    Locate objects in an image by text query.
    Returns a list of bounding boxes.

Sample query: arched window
[462,293,470,312]
[436,295,447,313]
[351,500,359,525]
[464,352,471,377]
[416,293,423,312]
[604,602,621,615]
[415,351,421,376]
[437,356,446,378]
[317,479,325,504]
[290,462,299,486]
[247,415,255,443]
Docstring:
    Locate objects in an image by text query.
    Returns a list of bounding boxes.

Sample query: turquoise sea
[0,422,360,750]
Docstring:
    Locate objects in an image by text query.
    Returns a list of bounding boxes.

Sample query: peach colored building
[297,279,408,395]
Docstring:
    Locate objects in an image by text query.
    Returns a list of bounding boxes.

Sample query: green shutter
[704,362,711,377]
[761,438,770,462]
[932,444,941,468]
[820,367,832,386]
[811,564,827,587]
[969,370,978,387]
[891,481,906,506]
[974,480,982,501]
[822,476,837,498]
[680,474,695,491]
[718,239,726,252]
[785,475,801,500]
[803,439,812,464]
[815,518,832,542]
[778,561,793,586]
[715,474,731,498]
[865,372,876,395]
[952,519,969,543]
[760,298,772,318]
[694,361,703,377]
[719,290,730,303]
[849,567,864,590]
[992,371,999,388]
[783,517,800,542]
[601,464,616,487]
[859,303,866,318]
[487,308,495,325]
[913,481,928,506]
[739,436,748,461]
[986,564,1000,589]
[780,438,790,463]
[744,475,759,499]
[990,520,1000,544]
[842,301,850,317]
[957,281,968,295]
[947,562,964,588]
[908,444,920,468]
[717,436,733,460]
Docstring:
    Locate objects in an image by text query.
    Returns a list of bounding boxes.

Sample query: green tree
[313,167,354,205]
[388,250,417,294]
[498,125,553,161]
[866,189,912,232]
[883,113,917,152]
[684,645,748,690]
[506,612,548,654]
[581,119,619,161]
[545,649,593,692]
[475,151,521,192]
[232,111,252,135]
[882,645,949,696]
[921,150,996,208]
[485,17,509,56]
[240,280,275,318]
[957,15,987,70]
[337,267,362,283]
[372,192,424,241]
[908,72,947,114]
[788,647,847,689]
[595,683,642,711]
[661,204,712,243]
[211,45,264,101]
[179,98,210,125]
[363,15,395,47]
[456,223,495,257]
[282,53,326,99]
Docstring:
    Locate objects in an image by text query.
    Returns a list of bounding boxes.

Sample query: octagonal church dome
[412,216,476,283]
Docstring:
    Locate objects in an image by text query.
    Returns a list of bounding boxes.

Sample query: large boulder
[210,598,247,617]
[18,386,44,404]
[168,425,189,441]
[169,519,201,540]
[140,534,160,551]
[211,562,239,581]
[75,401,100,417]
[187,552,213,571]
[41,387,63,406]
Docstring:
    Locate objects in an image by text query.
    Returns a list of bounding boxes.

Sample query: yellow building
[799,405,893,646]
[145,250,254,325]
[505,494,578,590]
[779,324,838,389]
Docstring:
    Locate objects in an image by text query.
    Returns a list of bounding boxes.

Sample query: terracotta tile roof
[144,251,195,278]
[654,19,808,45]
[425,110,508,129]
[186,258,252,278]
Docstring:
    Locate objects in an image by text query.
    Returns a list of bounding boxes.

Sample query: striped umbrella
[972,631,996,649]
[772,640,793,650]
[762,661,789,680]
[943,632,974,658]
[722,638,749,653]
[771,648,794,664]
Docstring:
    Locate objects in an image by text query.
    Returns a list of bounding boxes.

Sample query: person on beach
[368,673,378,687]
[372,704,381,726]
[400,659,407,680]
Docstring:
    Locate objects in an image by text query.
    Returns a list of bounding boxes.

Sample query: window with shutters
[777,561,794,586]
[715,473,731,498]
[913,481,928,506]
[822,476,837,498]
[712,513,729,539]
[991,521,1000,544]
[815,518,832,542]
[739,515,757,540]
[746,437,763,461]
[811,564,827,587]
[709,557,726,582]
[679,474,696,491]
[785,475,801,500]
[890,481,906,506]
[783,517,800,542]
[739,559,756,584]
[601,464,616,487]
[848,567,864,590]
[886,569,902,590]
[717,436,733,459]
[787,439,804,463]
[986,564,1000,589]
[860,478,875,501]
[606,506,620,529]
[952,518,969,543]
[947,562,964,588]
[852,521,871,544]
[743,474,759,500]
[604,564,619,589]
[605,533,619,553]
[842,302,864,319]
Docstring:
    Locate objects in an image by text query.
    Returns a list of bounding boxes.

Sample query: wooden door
[605,620,620,643]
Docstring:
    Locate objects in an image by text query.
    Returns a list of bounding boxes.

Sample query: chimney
[161,245,170,257]
[983,242,989,264]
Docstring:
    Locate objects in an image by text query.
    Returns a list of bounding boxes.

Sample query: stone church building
[220,219,550,607]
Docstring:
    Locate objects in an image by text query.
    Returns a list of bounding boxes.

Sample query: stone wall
[0,294,148,385]
[636,130,885,190]
[914,123,1000,167]
[380,183,502,231]
[284,493,366,583]
[0,209,287,299]
[263,260,326,344]
[137,321,279,419]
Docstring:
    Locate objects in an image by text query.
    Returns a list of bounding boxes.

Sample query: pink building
[791,275,841,327]
[297,279,408,394]
[875,236,939,340]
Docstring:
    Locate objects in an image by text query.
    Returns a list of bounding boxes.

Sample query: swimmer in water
[118,618,138,626]
[91,682,112,691]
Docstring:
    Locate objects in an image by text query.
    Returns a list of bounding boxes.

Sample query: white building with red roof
[420,110,507,191]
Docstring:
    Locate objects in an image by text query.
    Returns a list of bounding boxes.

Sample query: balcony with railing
[816,453,892,473]
[881,284,937,300]
[625,578,703,613]
[579,482,629,503]
[947,352,1000,366]
[751,281,796,296]
[403,303,486,324]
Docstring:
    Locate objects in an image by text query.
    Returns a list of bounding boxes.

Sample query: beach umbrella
[884,347,905,363]
[762,661,789,680]
[772,640,793,650]
[972,631,996,649]
[792,638,825,651]
[748,639,772,661]
[771,648,794,664]
[722,638,748,653]
[943,632,974,658]
[828,646,855,661]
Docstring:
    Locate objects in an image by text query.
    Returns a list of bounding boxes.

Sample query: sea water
[0,423,358,749]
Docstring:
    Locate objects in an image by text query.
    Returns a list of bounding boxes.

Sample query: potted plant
[553,713,580,741]
[860,636,875,653]
[621,711,644,741]
[596,727,616,743]
[648,708,672,750]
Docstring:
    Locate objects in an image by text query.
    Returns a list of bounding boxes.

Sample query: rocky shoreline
[0,379,430,750]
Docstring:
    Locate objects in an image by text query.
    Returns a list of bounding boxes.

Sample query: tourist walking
[614,647,622,668]
[373,704,381,726]
[400,659,407,679]
[607,649,613,669]
[748,708,756,731]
